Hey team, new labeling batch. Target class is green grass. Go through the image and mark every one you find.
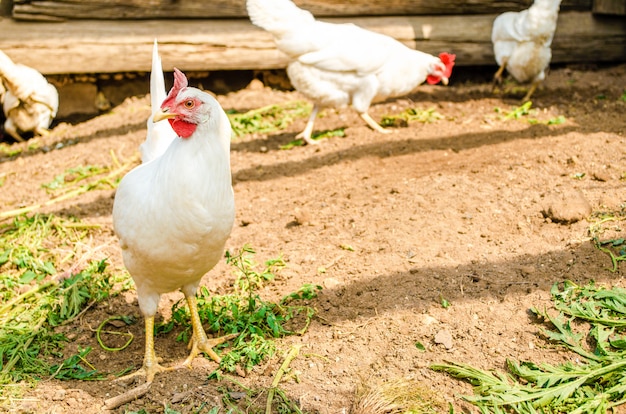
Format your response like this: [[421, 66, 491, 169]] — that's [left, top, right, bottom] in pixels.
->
[[157, 245, 321, 377], [42, 164, 109, 192], [433, 280, 626, 413], [0, 151, 135, 222], [495, 102, 566, 125], [0, 215, 320, 412], [588, 204, 626, 272], [227, 101, 311, 137], [0, 213, 127, 401], [380, 107, 444, 127], [279, 127, 346, 149]]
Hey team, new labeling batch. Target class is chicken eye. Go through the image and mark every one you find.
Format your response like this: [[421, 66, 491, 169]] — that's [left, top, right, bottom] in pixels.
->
[[184, 100, 195, 109]]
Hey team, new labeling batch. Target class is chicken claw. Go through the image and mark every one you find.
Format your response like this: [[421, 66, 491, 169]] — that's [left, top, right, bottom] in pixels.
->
[[521, 81, 539, 102], [179, 293, 238, 367], [295, 105, 320, 145], [114, 316, 175, 384], [492, 58, 508, 93]]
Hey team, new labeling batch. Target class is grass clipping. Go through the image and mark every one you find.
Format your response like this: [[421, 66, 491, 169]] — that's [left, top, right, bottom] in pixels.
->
[[351, 378, 448, 414], [432, 280, 626, 414], [0, 214, 122, 385]]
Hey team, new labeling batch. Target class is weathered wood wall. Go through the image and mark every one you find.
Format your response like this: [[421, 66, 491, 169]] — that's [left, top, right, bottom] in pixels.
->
[[0, 0, 623, 76], [0, 11, 624, 75], [11, 0, 592, 21]]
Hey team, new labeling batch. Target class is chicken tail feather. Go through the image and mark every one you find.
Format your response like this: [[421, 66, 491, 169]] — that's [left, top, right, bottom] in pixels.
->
[[246, 0, 314, 34], [150, 39, 167, 115], [140, 39, 177, 163]]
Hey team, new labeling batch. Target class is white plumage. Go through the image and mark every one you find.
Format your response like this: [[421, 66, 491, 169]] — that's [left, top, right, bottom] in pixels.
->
[[113, 68, 236, 383], [492, 0, 562, 101], [139, 40, 177, 163], [246, 0, 455, 144], [0, 50, 58, 141]]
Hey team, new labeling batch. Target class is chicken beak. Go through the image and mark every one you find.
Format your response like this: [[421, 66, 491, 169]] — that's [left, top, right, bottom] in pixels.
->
[[153, 109, 177, 123], [441, 77, 449, 86]]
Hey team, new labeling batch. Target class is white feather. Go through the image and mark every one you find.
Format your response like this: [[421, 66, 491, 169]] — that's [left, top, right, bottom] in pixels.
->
[[492, 0, 562, 84], [246, 0, 447, 115], [139, 40, 177, 163]]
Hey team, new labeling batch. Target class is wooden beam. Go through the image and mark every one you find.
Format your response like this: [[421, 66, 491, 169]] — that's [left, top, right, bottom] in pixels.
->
[[593, 0, 626, 15], [0, 11, 623, 75], [12, 0, 592, 21]]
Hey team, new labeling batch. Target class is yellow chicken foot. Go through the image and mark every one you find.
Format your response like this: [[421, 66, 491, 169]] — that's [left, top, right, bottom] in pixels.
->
[[522, 81, 539, 102], [360, 112, 391, 134], [115, 316, 174, 383], [493, 56, 508, 86], [295, 105, 319, 145], [4, 121, 24, 142], [492, 58, 509, 94], [179, 293, 238, 367], [34, 127, 50, 137]]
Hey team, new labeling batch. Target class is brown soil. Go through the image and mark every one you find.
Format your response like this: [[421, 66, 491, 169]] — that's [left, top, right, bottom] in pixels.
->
[[1, 63, 626, 413]]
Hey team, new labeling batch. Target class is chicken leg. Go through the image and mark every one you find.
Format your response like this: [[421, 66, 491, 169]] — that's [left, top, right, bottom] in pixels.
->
[[4, 119, 25, 142], [295, 105, 320, 145], [493, 57, 508, 87], [116, 315, 175, 384], [521, 81, 539, 102], [360, 112, 391, 134], [116, 294, 237, 384], [179, 293, 239, 368]]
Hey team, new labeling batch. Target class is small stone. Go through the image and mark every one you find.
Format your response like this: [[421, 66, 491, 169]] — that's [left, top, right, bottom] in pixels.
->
[[592, 170, 611, 182], [541, 188, 592, 224], [52, 389, 66, 401], [421, 314, 439, 326], [434, 329, 453, 349], [293, 207, 312, 226]]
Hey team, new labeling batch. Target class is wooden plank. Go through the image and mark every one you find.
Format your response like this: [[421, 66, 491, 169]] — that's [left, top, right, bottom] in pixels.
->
[[593, 0, 626, 15], [12, 0, 592, 21], [0, 12, 623, 74]]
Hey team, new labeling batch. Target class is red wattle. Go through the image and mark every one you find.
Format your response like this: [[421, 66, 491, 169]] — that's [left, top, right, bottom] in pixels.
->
[[426, 75, 440, 85], [168, 119, 197, 138]]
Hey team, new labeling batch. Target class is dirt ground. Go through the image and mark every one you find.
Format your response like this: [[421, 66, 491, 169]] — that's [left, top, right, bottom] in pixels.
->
[[1, 62, 626, 413]]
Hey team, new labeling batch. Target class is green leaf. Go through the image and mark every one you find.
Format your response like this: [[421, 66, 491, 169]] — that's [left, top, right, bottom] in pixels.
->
[[18, 270, 38, 284]]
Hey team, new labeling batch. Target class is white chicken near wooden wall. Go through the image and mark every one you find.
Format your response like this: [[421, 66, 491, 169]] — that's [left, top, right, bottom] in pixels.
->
[[0, 50, 58, 142], [246, 0, 455, 145], [492, 0, 562, 101], [113, 47, 236, 382]]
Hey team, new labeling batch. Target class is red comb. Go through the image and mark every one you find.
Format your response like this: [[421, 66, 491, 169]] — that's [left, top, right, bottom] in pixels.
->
[[439, 53, 456, 78], [161, 68, 188, 108], [426, 52, 456, 85]]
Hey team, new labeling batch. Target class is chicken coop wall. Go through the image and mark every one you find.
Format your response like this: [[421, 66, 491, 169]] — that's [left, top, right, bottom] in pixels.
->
[[0, 0, 624, 75]]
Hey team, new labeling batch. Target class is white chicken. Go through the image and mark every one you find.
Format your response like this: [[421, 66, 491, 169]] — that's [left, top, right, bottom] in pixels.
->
[[246, 0, 455, 144], [139, 40, 177, 163], [491, 0, 562, 101], [112, 68, 236, 383], [0, 50, 58, 142]]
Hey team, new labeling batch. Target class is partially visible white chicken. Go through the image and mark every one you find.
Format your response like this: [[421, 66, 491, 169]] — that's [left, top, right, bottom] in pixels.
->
[[491, 0, 562, 101], [139, 40, 177, 163], [246, 0, 455, 144], [113, 68, 236, 383], [0, 50, 58, 142]]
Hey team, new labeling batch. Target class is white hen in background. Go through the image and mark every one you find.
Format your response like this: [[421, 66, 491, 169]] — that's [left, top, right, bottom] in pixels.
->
[[139, 40, 177, 163], [246, 0, 455, 144], [0, 50, 58, 142], [113, 68, 236, 383], [492, 0, 562, 101]]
